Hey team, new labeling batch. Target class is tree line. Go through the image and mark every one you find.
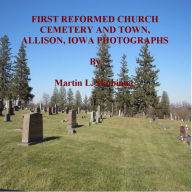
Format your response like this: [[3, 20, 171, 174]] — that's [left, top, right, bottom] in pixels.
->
[[90, 34, 170, 118], [0, 35, 33, 105], [41, 87, 90, 111], [1, 34, 189, 120], [44, 34, 171, 118]]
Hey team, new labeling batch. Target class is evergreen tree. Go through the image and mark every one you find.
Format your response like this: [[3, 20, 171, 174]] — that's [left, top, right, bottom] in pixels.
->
[[83, 94, 89, 110], [160, 91, 170, 118], [50, 87, 59, 106], [13, 42, 34, 103], [0, 35, 13, 101], [58, 87, 66, 109], [91, 33, 114, 112], [116, 54, 132, 116], [74, 90, 82, 109], [133, 41, 160, 115], [67, 88, 74, 109]]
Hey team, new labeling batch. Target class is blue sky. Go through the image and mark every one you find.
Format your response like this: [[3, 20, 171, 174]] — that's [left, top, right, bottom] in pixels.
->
[[0, 0, 190, 104]]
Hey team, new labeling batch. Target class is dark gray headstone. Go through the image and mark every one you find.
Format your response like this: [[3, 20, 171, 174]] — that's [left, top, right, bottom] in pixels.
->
[[4, 114, 10, 122], [43, 107, 47, 112], [90, 111, 96, 122], [14, 106, 19, 111], [51, 107, 55, 114], [67, 110, 77, 134], [47, 107, 52, 115], [35, 106, 40, 113], [180, 126, 185, 138]]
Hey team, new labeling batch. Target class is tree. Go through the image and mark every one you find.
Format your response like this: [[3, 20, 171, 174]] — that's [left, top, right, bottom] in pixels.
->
[[116, 54, 132, 116], [83, 94, 89, 110], [58, 87, 66, 109], [160, 91, 170, 118], [74, 90, 82, 109], [91, 33, 114, 112], [133, 41, 160, 115], [13, 42, 34, 103], [50, 87, 59, 106], [42, 93, 50, 106], [0, 35, 13, 101], [170, 102, 191, 121], [67, 88, 74, 109]]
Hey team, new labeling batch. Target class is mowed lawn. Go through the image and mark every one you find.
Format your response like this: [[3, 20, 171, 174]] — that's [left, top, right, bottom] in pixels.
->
[[0, 110, 190, 191]]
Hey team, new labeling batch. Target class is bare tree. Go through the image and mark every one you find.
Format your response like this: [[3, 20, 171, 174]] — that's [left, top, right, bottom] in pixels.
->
[[42, 93, 50, 106], [170, 101, 191, 121]]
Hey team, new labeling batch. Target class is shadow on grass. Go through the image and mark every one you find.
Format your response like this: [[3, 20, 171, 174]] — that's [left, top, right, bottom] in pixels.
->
[[76, 124, 84, 128], [21, 136, 61, 146], [0, 190, 20, 191], [43, 136, 60, 142]]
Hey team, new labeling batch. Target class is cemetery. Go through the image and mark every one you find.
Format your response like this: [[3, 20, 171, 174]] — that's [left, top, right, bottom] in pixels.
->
[[0, 1, 190, 190], [0, 107, 190, 191]]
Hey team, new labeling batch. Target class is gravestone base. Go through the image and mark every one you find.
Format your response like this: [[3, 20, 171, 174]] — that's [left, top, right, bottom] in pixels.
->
[[4, 114, 10, 121], [96, 117, 101, 123], [18, 138, 43, 146], [8, 108, 14, 115], [67, 123, 78, 129], [15, 106, 19, 111], [68, 128, 76, 134]]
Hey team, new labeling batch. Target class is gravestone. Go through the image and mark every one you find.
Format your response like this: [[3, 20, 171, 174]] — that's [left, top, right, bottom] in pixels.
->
[[152, 114, 156, 122], [78, 107, 80, 114], [30, 108, 34, 112], [51, 107, 55, 114], [0, 100, 3, 116], [108, 111, 112, 118], [43, 107, 47, 112], [66, 107, 69, 114], [90, 111, 96, 122], [19, 113, 43, 145], [35, 106, 40, 113], [180, 125, 185, 138], [119, 110, 121, 117], [15, 99, 21, 108], [96, 105, 102, 123], [40, 103, 42, 111], [4, 114, 10, 122], [14, 106, 19, 111], [67, 110, 78, 134], [7, 100, 14, 115], [18, 100, 21, 108], [187, 135, 191, 145], [55, 104, 58, 114], [170, 113, 173, 120], [47, 107, 52, 115]]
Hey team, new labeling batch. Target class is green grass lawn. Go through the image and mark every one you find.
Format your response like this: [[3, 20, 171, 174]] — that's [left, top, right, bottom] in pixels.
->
[[0, 110, 191, 191]]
